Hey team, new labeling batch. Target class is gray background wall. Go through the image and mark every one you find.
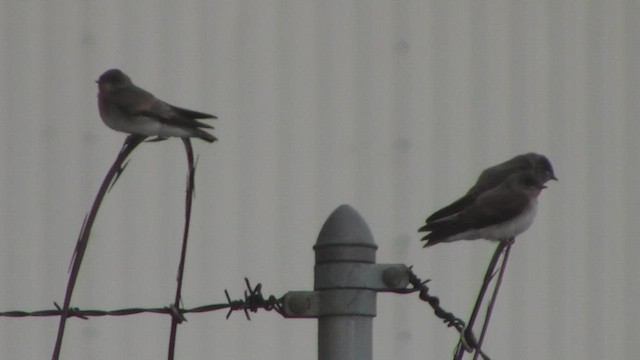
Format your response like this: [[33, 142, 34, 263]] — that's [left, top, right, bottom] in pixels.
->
[[0, 1, 638, 359]]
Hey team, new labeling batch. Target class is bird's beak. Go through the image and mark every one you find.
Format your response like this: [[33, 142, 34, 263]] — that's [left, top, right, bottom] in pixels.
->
[[539, 185, 548, 189], [95, 80, 99, 84], [548, 171, 558, 181]]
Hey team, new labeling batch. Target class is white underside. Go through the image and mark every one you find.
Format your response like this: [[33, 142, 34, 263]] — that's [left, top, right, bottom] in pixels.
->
[[445, 200, 538, 242], [103, 113, 193, 138]]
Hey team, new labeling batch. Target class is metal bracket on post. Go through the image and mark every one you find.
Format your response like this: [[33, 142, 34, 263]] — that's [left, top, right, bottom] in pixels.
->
[[282, 204, 410, 360], [283, 263, 409, 317]]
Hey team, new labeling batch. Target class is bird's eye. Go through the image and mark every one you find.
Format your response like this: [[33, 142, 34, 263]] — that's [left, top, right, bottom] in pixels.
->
[[540, 159, 552, 171]]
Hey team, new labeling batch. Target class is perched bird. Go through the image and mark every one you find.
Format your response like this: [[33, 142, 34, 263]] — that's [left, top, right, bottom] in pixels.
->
[[425, 153, 556, 223], [96, 69, 217, 142], [419, 171, 548, 247]]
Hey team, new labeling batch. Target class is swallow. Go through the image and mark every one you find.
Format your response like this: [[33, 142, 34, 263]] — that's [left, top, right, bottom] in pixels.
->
[[425, 153, 556, 223], [420, 170, 548, 247], [96, 69, 216, 142]]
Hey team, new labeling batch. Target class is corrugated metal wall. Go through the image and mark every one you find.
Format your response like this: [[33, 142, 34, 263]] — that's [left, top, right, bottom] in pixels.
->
[[0, 1, 638, 359]]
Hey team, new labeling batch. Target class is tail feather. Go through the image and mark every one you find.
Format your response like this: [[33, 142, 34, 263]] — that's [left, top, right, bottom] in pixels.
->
[[420, 227, 455, 247], [191, 128, 217, 143], [421, 237, 441, 248], [190, 119, 214, 129], [419, 216, 458, 247]]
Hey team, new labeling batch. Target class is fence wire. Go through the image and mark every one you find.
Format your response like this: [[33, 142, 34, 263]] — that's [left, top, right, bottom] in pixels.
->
[[0, 136, 493, 359], [0, 278, 283, 322], [2, 266, 502, 360], [1, 270, 492, 359]]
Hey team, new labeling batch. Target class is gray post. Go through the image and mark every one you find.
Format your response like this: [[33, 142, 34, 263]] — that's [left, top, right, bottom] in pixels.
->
[[314, 204, 377, 360], [283, 204, 409, 360]]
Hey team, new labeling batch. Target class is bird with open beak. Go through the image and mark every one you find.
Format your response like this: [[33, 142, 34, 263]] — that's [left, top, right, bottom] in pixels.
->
[[424, 153, 557, 224], [420, 169, 552, 247]]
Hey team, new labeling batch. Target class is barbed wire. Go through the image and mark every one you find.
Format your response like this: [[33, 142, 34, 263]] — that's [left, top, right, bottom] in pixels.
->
[[2, 269, 492, 359], [0, 278, 284, 322], [395, 266, 492, 360], [394, 266, 466, 330]]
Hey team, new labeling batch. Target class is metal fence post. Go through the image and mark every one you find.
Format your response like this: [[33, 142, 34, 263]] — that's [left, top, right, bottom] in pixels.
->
[[283, 204, 409, 360], [314, 204, 377, 360]]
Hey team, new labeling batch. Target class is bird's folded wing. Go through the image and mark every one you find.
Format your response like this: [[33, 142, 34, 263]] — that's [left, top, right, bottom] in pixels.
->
[[112, 86, 215, 129], [457, 189, 530, 230], [425, 195, 474, 223], [139, 100, 214, 129], [169, 104, 217, 120]]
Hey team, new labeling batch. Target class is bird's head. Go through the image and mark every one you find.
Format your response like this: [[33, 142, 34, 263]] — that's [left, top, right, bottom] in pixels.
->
[[509, 170, 547, 197], [96, 69, 132, 92], [524, 153, 558, 183]]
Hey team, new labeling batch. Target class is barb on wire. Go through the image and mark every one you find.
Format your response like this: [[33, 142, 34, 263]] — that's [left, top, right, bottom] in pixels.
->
[[225, 278, 284, 320], [2, 278, 283, 321], [107, 159, 131, 193]]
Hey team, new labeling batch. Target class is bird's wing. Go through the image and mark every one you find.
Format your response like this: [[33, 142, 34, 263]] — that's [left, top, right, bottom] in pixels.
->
[[425, 194, 475, 223], [425, 155, 534, 224], [473, 155, 531, 192], [109, 85, 157, 115], [420, 187, 529, 246], [456, 187, 530, 230], [143, 100, 214, 129], [168, 104, 217, 120], [112, 85, 214, 129]]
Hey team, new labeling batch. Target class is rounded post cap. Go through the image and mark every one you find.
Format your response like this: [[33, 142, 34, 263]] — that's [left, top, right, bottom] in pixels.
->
[[314, 204, 377, 263]]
